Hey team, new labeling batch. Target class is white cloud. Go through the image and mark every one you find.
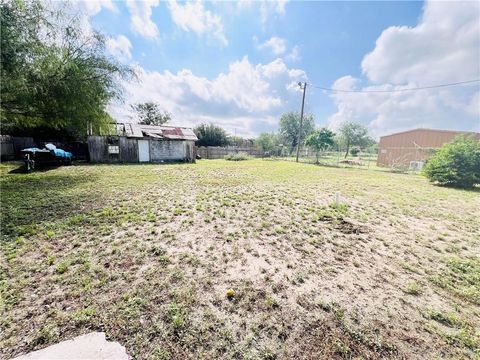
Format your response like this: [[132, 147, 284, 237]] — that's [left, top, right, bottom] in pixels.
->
[[259, 0, 288, 25], [109, 57, 306, 137], [328, 0, 480, 137], [78, 0, 118, 16], [167, 1, 227, 46], [126, 0, 160, 39], [258, 36, 287, 55], [275, 0, 288, 15], [106, 35, 133, 61], [286, 45, 300, 62]]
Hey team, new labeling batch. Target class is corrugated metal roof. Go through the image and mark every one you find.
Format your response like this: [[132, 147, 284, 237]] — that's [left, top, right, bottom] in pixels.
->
[[116, 123, 198, 141]]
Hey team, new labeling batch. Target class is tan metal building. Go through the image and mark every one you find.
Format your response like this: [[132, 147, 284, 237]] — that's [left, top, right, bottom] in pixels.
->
[[377, 128, 480, 167]]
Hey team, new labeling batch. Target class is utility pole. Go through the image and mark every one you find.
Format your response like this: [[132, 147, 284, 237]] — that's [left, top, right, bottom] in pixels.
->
[[296, 82, 307, 162]]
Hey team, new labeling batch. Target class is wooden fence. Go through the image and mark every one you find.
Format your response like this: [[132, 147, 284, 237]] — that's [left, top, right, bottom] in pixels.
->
[[1, 136, 36, 160], [196, 146, 262, 159], [0, 136, 89, 160]]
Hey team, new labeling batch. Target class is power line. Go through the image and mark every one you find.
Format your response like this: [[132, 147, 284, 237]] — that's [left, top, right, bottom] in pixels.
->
[[309, 79, 480, 93]]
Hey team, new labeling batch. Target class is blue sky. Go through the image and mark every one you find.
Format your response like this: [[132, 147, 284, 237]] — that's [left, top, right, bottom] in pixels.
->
[[77, 0, 479, 138]]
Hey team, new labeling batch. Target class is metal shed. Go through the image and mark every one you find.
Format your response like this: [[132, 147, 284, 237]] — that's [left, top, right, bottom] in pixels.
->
[[88, 123, 198, 163], [377, 128, 480, 167]]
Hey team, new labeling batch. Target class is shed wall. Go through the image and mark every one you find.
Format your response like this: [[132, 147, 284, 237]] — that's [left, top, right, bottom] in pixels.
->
[[88, 136, 109, 163], [119, 137, 139, 163], [150, 139, 186, 162], [88, 136, 196, 163]]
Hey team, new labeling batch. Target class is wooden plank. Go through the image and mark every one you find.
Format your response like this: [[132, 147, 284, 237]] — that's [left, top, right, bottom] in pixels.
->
[[119, 137, 138, 163], [88, 136, 108, 162]]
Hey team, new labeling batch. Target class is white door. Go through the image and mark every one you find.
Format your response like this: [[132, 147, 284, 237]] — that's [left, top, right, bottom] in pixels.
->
[[138, 140, 150, 162]]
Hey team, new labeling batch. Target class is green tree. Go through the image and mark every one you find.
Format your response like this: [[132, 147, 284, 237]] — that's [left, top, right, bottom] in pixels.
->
[[278, 111, 315, 152], [338, 122, 374, 158], [0, 0, 133, 136], [131, 102, 171, 126], [228, 136, 254, 147], [423, 135, 480, 189], [194, 123, 229, 147], [305, 128, 335, 164], [255, 133, 277, 154]]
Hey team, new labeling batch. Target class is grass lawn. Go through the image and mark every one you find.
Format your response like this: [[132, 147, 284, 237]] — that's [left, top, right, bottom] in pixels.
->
[[1, 159, 479, 359]]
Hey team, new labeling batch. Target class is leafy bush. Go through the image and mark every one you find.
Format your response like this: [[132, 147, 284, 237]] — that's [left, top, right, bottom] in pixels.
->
[[423, 136, 480, 189], [224, 152, 250, 161], [350, 148, 360, 156]]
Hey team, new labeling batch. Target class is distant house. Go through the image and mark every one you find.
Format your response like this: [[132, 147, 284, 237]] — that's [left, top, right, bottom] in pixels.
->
[[88, 123, 198, 163], [377, 128, 480, 168]]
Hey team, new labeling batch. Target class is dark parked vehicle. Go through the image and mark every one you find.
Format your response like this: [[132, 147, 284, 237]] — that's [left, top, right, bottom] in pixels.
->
[[21, 144, 73, 172]]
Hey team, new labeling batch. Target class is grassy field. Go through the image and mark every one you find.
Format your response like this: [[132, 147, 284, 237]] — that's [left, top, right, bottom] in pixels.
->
[[1, 159, 479, 359]]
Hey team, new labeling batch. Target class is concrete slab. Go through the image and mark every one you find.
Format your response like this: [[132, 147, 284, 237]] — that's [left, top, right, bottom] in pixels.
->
[[12, 332, 129, 360]]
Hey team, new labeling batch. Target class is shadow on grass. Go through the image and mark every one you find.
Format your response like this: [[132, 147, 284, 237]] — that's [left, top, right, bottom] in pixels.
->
[[430, 183, 480, 193], [8, 164, 62, 174], [1, 171, 99, 238]]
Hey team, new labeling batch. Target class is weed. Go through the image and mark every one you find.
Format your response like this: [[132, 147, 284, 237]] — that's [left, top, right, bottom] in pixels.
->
[[265, 296, 279, 309], [33, 324, 59, 345], [47, 255, 55, 266], [431, 257, 480, 304], [150, 348, 172, 360], [166, 303, 186, 336], [151, 246, 167, 257], [224, 153, 250, 161], [56, 260, 70, 274], [443, 329, 479, 352], [424, 309, 462, 328], [404, 281, 422, 295], [72, 306, 97, 325]]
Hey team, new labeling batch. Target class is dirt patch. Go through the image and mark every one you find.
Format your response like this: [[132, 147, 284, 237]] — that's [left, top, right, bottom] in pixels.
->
[[334, 219, 367, 234]]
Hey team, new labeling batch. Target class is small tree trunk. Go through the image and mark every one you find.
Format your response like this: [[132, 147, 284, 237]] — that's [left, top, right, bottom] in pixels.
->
[[316, 151, 319, 164], [344, 140, 350, 159]]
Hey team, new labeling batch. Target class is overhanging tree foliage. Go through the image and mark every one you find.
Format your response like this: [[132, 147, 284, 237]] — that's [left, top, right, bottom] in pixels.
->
[[131, 102, 171, 126], [194, 123, 229, 147], [0, 0, 133, 137]]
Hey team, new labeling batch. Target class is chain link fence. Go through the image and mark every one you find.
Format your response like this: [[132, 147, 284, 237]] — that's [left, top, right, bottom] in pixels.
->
[[260, 146, 405, 173]]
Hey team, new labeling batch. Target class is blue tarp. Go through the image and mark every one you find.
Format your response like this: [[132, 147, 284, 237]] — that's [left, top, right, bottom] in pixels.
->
[[22, 147, 73, 159], [51, 148, 73, 159]]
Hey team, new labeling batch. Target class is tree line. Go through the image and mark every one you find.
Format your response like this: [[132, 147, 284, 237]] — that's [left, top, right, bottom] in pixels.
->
[[256, 112, 375, 160], [193, 112, 376, 161]]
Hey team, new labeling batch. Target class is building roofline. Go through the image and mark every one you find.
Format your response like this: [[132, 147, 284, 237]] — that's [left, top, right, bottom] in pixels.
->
[[115, 122, 194, 130], [380, 128, 479, 139], [112, 122, 198, 141]]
